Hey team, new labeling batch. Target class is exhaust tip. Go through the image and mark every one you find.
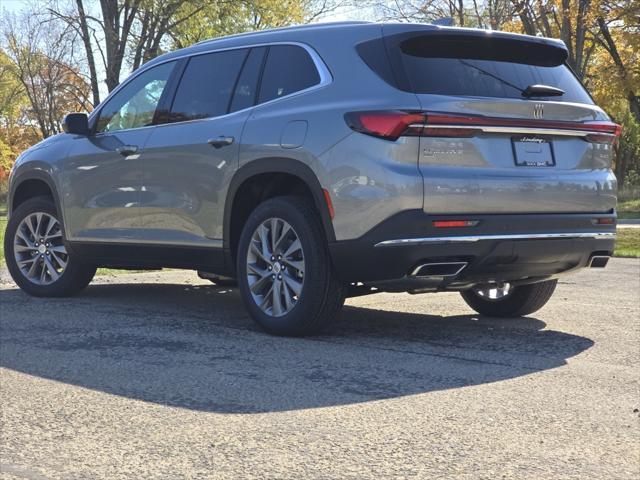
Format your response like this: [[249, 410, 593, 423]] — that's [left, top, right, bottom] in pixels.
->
[[411, 262, 468, 277], [588, 255, 610, 268]]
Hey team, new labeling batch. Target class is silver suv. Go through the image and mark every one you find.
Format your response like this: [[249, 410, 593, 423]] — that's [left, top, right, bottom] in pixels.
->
[[4, 22, 618, 335]]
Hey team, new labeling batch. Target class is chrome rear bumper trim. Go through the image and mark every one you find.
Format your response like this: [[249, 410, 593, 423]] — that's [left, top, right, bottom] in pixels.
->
[[375, 232, 616, 247], [411, 124, 614, 138]]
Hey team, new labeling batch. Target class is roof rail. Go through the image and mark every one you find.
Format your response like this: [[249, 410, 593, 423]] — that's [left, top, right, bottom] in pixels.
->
[[194, 21, 372, 46]]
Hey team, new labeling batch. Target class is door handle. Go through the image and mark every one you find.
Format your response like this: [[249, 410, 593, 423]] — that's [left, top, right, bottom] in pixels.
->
[[207, 136, 234, 148], [116, 145, 139, 157]]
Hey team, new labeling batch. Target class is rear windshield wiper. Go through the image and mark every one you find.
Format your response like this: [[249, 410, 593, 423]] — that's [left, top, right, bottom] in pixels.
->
[[522, 84, 564, 97], [458, 60, 525, 95]]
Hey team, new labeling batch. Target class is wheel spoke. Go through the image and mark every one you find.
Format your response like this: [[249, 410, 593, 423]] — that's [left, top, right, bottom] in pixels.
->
[[273, 223, 291, 253], [259, 284, 274, 310], [282, 258, 304, 274], [44, 257, 60, 281], [250, 241, 269, 264], [26, 258, 40, 278], [282, 272, 302, 296], [283, 239, 301, 259], [272, 281, 283, 316], [258, 224, 272, 260], [39, 260, 48, 282], [270, 218, 280, 253], [282, 281, 294, 311], [14, 244, 36, 253], [51, 251, 67, 270], [44, 216, 56, 237], [16, 229, 34, 248], [34, 213, 44, 237], [250, 273, 272, 294], [24, 215, 38, 239], [18, 257, 37, 267]]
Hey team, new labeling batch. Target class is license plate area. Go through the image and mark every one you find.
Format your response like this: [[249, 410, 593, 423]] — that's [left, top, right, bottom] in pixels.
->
[[512, 136, 555, 167]]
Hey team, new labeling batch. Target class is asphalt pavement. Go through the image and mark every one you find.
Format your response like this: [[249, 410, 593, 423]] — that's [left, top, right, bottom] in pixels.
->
[[1, 259, 639, 479]]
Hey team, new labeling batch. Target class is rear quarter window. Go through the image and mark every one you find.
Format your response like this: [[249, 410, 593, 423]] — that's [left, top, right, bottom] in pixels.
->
[[258, 45, 320, 103]]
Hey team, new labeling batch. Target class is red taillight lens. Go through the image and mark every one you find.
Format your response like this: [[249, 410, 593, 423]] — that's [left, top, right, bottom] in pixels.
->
[[344, 111, 425, 140], [584, 121, 622, 144], [592, 217, 615, 225]]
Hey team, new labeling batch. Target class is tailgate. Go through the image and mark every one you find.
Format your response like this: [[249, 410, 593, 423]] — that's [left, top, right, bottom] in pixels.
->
[[416, 97, 617, 214], [381, 26, 618, 215]]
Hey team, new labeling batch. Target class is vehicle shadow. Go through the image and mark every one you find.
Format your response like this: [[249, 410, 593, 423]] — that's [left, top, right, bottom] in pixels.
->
[[0, 281, 593, 414]]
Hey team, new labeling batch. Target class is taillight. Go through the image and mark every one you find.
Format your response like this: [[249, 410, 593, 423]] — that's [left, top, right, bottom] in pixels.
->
[[344, 111, 424, 140], [583, 121, 622, 144], [345, 111, 623, 143]]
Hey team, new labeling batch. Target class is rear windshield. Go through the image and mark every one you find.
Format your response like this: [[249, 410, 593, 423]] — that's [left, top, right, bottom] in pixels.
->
[[372, 34, 593, 104]]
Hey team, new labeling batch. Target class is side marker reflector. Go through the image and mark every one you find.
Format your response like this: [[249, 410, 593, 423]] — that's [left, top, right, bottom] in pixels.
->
[[322, 188, 335, 219], [433, 220, 479, 228]]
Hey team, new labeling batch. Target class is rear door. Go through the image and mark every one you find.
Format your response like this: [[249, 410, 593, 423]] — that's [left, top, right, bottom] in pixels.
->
[[382, 27, 618, 215], [140, 47, 265, 246]]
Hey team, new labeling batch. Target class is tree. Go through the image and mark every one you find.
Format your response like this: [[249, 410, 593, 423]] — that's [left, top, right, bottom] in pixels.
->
[[2, 10, 92, 138]]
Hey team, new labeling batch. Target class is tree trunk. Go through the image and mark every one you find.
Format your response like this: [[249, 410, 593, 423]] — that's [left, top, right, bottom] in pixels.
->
[[75, 0, 100, 106], [597, 16, 640, 123]]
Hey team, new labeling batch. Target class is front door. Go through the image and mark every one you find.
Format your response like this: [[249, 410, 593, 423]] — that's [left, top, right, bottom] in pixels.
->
[[61, 61, 176, 242]]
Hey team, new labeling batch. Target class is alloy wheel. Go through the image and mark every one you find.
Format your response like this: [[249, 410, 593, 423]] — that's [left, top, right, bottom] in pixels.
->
[[13, 212, 68, 285], [473, 283, 512, 300], [246, 217, 305, 317]]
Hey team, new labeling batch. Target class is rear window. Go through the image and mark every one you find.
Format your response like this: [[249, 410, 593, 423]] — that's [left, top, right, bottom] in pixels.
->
[[363, 34, 593, 104], [170, 49, 247, 122]]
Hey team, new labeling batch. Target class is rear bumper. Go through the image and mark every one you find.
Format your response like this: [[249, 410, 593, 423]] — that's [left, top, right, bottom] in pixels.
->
[[328, 211, 616, 291]]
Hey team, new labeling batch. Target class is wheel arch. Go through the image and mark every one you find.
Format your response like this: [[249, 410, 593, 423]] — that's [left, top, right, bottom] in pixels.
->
[[9, 171, 62, 220], [223, 158, 336, 267]]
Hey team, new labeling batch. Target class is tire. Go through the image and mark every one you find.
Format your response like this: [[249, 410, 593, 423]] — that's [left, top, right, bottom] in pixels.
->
[[236, 196, 345, 336], [460, 280, 557, 317], [4, 196, 96, 297]]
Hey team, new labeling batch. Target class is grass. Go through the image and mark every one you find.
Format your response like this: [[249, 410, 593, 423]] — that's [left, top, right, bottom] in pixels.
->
[[618, 198, 640, 219], [613, 228, 640, 258]]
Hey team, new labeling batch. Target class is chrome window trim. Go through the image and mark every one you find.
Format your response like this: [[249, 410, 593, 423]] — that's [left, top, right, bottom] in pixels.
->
[[375, 231, 616, 247], [89, 41, 332, 136], [412, 124, 614, 138]]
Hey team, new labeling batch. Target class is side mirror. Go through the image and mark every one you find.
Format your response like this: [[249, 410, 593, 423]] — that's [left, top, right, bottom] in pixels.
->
[[62, 113, 89, 135]]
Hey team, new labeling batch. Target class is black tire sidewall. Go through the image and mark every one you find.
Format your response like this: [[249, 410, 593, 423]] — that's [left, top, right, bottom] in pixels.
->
[[461, 280, 557, 318], [4, 196, 95, 297]]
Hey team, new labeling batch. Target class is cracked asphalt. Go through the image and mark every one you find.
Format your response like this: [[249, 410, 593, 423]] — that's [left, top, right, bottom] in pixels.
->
[[1, 258, 639, 479]]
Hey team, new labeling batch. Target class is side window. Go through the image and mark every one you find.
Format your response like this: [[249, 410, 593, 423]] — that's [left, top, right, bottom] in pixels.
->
[[229, 47, 266, 113], [96, 62, 175, 133], [170, 49, 247, 122], [258, 45, 320, 104]]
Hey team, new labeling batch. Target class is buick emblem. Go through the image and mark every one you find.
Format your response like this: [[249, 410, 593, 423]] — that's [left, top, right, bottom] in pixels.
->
[[533, 103, 544, 119]]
